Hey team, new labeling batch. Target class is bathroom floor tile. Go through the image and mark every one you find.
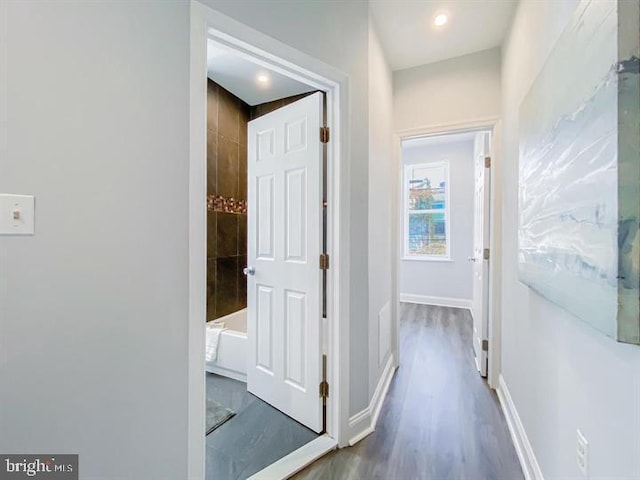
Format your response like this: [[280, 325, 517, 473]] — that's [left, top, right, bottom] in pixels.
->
[[206, 373, 318, 480]]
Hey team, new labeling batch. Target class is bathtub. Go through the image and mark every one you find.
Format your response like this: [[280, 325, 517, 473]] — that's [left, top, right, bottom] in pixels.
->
[[206, 309, 248, 382]]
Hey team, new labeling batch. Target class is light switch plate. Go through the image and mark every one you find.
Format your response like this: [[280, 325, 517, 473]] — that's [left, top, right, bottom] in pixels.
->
[[0, 194, 35, 235]]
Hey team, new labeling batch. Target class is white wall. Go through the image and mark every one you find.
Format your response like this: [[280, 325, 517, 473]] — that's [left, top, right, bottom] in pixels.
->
[[400, 139, 475, 302], [501, 0, 640, 478], [0, 2, 190, 479], [394, 47, 501, 132], [367, 18, 394, 399], [199, 0, 373, 416]]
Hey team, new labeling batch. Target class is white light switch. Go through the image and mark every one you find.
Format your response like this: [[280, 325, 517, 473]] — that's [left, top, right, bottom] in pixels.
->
[[0, 194, 35, 235]]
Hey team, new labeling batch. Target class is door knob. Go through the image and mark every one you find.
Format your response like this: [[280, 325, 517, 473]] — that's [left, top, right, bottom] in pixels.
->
[[243, 266, 255, 276], [467, 257, 476, 262]]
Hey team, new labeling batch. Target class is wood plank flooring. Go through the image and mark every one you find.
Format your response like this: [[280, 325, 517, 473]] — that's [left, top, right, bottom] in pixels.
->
[[293, 303, 523, 480], [206, 374, 318, 480]]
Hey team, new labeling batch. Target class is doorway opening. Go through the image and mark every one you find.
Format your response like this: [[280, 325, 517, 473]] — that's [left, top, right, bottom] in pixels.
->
[[204, 40, 323, 477], [189, 6, 347, 477], [397, 125, 496, 380]]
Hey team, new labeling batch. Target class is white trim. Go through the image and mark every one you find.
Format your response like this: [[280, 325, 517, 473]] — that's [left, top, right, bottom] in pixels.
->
[[401, 256, 453, 262], [348, 413, 374, 447], [347, 354, 396, 446], [391, 134, 402, 373], [188, 5, 208, 478], [189, 2, 351, 476], [487, 120, 503, 389], [497, 374, 544, 480], [400, 293, 472, 310], [397, 116, 500, 139], [368, 353, 395, 431], [247, 435, 338, 480]]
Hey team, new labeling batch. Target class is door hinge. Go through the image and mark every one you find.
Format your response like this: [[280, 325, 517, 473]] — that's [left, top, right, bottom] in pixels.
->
[[483, 248, 490, 260], [320, 127, 330, 143], [319, 354, 329, 403], [484, 156, 491, 168], [319, 253, 330, 270], [319, 380, 329, 398], [482, 339, 489, 351]]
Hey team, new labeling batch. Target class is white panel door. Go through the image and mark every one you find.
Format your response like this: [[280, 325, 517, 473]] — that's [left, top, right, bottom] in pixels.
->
[[471, 132, 491, 377], [247, 92, 323, 432]]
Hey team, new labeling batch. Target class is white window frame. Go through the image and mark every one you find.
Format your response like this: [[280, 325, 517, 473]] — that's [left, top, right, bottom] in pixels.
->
[[403, 160, 451, 261]]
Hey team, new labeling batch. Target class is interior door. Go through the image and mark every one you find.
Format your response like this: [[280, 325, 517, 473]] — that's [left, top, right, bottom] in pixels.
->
[[246, 92, 323, 432], [471, 132, 491, 377]]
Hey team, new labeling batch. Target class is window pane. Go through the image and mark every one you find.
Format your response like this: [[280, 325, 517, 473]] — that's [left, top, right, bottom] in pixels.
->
[[408, 212, 447, 256], [408, 165, 447, 211]]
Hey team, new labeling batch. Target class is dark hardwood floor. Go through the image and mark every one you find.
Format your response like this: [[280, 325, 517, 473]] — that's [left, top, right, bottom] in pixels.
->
[[293, 303, 523, 480]]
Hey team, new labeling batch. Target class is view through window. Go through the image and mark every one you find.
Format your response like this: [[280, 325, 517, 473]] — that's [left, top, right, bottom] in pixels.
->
[[405, 161, 449, 259]]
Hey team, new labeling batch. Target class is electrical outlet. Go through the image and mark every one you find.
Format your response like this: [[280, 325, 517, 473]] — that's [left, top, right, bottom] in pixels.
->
[[576, 429, 589, 477]]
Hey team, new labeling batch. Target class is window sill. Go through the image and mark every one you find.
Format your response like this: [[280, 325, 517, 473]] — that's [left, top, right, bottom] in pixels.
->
[[401, 256, 453, 263]]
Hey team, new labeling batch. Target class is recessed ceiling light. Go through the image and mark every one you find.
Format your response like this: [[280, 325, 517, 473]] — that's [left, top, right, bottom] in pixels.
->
[[256, 73, 270, 84], [434, 13, 448, 27]]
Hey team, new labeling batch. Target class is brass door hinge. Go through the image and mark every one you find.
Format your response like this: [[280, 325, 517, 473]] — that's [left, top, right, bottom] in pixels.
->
[[319, 380, 329, 398], [319, 253, 330, 270], [483, 248, 490, 260], [320, 127, 330, 143], [484, 156, 491, 168], [482, 339, 489, 351], [319, 354, 329, 402]]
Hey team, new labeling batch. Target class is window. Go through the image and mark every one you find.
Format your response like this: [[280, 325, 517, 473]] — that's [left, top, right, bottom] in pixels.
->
[[404, 161, 450, 260]]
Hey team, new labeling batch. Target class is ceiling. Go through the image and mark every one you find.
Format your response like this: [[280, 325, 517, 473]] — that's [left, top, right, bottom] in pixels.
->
[[370, 0, 518, 71], [207, 40, 316, 106]]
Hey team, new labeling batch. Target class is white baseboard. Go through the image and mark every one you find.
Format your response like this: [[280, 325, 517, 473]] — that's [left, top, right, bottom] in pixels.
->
[[347, 412, 373, 447], [347, 354, 396, 446], [248, 434, 337, 480], [496, 374, 544, 480], [400, 293, 472, 310]]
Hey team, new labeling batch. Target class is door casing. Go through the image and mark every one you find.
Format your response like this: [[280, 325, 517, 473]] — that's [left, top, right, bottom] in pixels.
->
[[189, 2, 350, 478]]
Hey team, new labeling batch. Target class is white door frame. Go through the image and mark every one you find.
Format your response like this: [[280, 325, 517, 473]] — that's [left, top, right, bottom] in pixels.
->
[[188, 2, 350, 477], [392, 117, 502, 390]]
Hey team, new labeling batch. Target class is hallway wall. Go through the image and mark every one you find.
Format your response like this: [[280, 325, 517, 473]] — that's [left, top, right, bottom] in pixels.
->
[[367, 18, 394, 407], [393, 48, 501, 132], [500, 0, 640, 477], [0, 2, 190, 478]]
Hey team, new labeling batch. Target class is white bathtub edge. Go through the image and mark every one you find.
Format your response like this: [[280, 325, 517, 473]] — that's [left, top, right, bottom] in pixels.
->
[[206, 364, 247, 383]]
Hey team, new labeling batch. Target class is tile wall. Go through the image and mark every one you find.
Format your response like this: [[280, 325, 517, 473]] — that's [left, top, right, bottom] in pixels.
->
[[207, 80, 249, 320]]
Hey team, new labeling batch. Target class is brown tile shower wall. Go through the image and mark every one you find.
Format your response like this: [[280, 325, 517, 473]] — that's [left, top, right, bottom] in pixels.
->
[[207, 80, 249, 320], [249, 92, 315, 120]]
